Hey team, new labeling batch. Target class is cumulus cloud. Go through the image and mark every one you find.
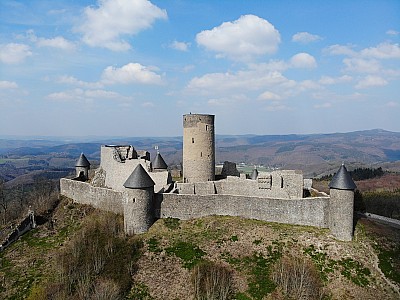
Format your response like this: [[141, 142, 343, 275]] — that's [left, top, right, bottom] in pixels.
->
[[343, 58, 381, 73], [292, 32, 322, 43], [187, 69, 289, 93], [0, 81, 18, 89], [355, 75, 388, 89], [47, 88, 130, 102], [386, 30, 399, 36], [36, 36, 76, 51], [77, 0, 167, 51], [0, 43, 32, 64], [26, 30, 76, 51], [101, 63, 163, 85], [319, 75, 352, 85], [169, 40, 190, 51], [58, 75, 103, 89], [314, 102, 332, 109], [324, 44, 356, 56], [290, 53, 317, 68], [360, 42, 400, 59], [258, 91, 281, 101], [196, 14, 280, 61], [141, 101, 155, 107]]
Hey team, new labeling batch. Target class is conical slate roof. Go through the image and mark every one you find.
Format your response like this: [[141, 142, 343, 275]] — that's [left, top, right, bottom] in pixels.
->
[[76, 153, 90, 167], [124, 164, 155, 189], [153, 152, 168, 169], [251, 168, 258, 180], [329, 164, 357, 190]]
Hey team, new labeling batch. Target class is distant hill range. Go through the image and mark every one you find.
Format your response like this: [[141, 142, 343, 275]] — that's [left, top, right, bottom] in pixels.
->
[[1, 129, 400, 180]]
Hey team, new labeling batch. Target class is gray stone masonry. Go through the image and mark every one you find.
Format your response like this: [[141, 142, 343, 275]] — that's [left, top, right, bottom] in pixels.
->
[[100, 145, 170, 192], [183, 114, 215, 183], [177, 170, 303, 199], [329, 188, 354, 241], [123, 188, 154, 235], [60, 178, 123, 215], [155, 193, 330, 228]]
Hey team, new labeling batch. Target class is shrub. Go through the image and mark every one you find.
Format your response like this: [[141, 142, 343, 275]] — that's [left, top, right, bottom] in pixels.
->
[[36, 211, 142, 299], [166, 241, 206, 269], [191, 261, 233, 300], [163, 217, 180, 230], [272, 255, 325, 300]]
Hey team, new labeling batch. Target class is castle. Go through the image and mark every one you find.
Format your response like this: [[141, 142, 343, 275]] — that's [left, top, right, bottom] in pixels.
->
[[60, 114, 356, 241]]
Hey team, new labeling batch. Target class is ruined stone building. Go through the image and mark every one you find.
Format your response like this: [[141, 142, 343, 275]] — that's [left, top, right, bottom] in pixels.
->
[[60, 114, 356, 241]]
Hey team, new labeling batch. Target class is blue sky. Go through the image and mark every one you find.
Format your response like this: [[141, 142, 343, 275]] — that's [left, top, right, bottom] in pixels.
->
[[0, 0, 399, 137]]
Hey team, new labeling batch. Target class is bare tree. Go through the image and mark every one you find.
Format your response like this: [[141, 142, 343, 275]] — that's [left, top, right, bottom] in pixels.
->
[[0, 180, 8, 224]]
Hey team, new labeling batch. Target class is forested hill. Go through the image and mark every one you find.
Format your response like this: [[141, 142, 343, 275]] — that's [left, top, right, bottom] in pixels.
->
[[1, 129, 400, 179]]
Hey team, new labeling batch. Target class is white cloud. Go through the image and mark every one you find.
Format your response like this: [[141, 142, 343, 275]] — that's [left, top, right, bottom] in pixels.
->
[[207, 94, 249, 107], [324, 44, 356, 56], [47, 88, 130, 102], [187, 69, 289, 94], [258, 91, 281, 101], [290, 53, 317, 68], [84, 89, 121, 99], [343, 58, 381, 73], [314, 102, 332, 109], [142, 101, 154, 107], [355, 75, 388, 89], [0, 43, 32, 64], [77, 0, 167, 51], [265, 101, 288, 111], [58, 75, 103, 89], [386, 30, 399, 36], [292, 32, 321, 43], [169, 40, 190, 51], [319, 75, 352, 85], [101, 63, 163, 85], [36, 36, 76, 51], [360, 42, 400, 59], [196, 14, 280, 61], [0, 81, 18, 89]]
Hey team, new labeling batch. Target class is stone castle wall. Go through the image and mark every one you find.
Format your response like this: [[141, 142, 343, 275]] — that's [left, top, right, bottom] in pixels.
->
[[61, 178, 329, 229], [60, 178, 123, 214], [183, 114, 215, 183], [176, 170, 303, 199], [156, 193, 330, 228]]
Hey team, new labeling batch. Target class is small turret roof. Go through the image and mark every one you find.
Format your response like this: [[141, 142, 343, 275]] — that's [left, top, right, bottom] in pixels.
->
[[153, 152, 168, 169], [329, 164, 357, 190], [124, 164, 155, 189], [251, 168, 258, 180], [76, 153, 90, 167]]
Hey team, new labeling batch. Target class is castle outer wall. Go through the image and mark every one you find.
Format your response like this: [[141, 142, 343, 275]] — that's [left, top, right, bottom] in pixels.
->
[[156, 193, 330, 228], [60, 179, 123, 215], [60, 178, 330, 230], [183, 114, 215, 183]]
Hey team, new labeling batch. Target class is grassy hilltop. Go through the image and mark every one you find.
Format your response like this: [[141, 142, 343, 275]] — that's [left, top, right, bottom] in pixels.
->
[[1, 197, 399, 300]]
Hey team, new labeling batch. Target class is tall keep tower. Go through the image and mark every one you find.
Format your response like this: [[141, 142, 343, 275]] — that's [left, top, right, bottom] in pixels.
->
[[183, 114, 215, 183]]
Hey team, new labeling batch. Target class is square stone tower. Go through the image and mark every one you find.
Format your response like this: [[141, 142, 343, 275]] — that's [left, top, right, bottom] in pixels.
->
[[183, 114, 215, 183]]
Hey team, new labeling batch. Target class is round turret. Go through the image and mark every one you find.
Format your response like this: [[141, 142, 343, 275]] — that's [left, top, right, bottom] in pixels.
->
[[123, 164, 155, 235], [251, 166, 258, 180], [75, 153, 90, 180], [183, 114, 215, 183], [152, 152, 168, 171], [329, 164, 356, 241]]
